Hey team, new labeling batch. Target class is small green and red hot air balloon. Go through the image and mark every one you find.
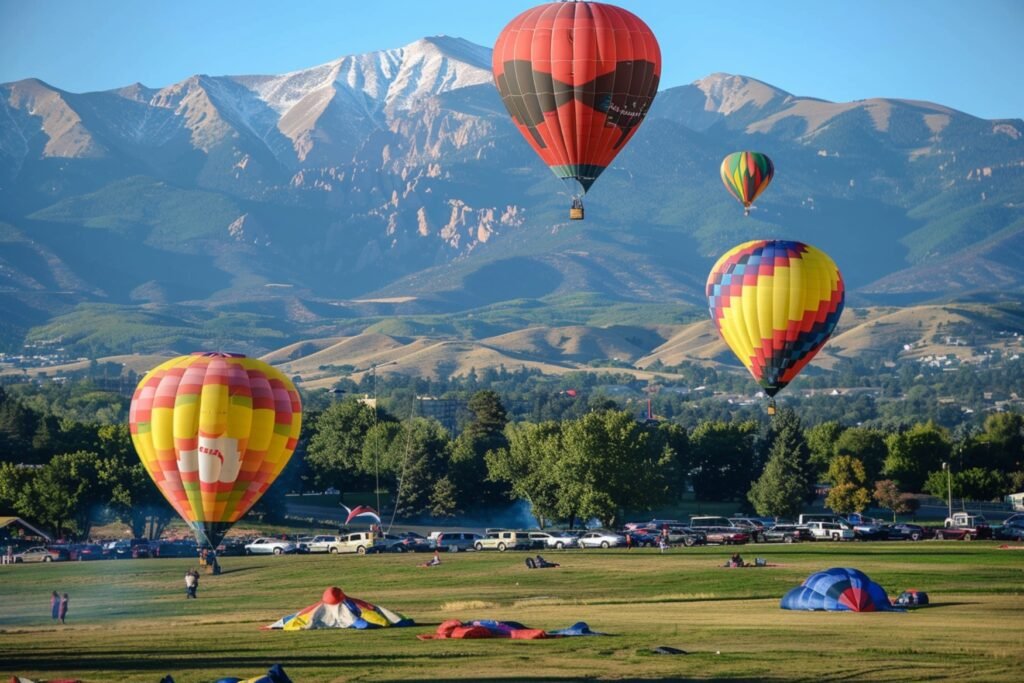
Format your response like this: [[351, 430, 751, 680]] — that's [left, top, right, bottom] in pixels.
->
[[128, 352, 302, 548], [706, 240, 844, 402], [720, 151, 774, 216], [492, 1, 662, 220]]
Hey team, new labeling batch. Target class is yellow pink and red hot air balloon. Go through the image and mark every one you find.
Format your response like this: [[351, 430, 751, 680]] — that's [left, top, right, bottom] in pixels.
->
[[128, 352, 301, 548], [706, 240, 844, 400]]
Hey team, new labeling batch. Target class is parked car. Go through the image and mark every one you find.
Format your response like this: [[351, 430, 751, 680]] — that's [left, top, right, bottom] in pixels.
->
[[578, 531, 626, 549], [335, 532, 384, 555], [392, 532, 433, 553], [151, 540, 198, 558], [762, 525, 814, 543], [702, 528, 750, 545], [306, 535, 345, 554], [729, 518, 767, 542], [994, 516, 1024, 541], [51, 543, 105, 561], [14, 546, 68, 563], [624, 529, 657, 547], [689, 516, 737, 530], [805, 521, 856, 541], [474, 530, 534, 552], [244, 537, 297, 555], [435, 532, 484, 552], [527, 531, 578, 550], [938, 512, 993, 541], [885, 523, 935, 541], [102, 539, 151, 559], [663, 526, 707, 547], [216, 538, 249, 556]]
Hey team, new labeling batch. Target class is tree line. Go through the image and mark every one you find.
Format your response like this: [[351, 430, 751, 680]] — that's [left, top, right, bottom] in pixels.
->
[[1, 380, 1022, 540]]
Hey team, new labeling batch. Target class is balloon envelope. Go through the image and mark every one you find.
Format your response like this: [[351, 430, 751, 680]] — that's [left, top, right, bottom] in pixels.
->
[[706, 240, 844, 397], [781, 567, 899, 612], [492, 1, 661, 197], [129, 352, 302, 548], [720, 151, 774, 215]]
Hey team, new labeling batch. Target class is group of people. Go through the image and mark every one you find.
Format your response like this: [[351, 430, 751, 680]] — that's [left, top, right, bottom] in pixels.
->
[[50, 591, 69, 624]]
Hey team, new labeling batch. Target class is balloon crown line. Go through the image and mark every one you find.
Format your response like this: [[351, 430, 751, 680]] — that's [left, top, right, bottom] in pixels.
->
[[190, 351, 248, 359]]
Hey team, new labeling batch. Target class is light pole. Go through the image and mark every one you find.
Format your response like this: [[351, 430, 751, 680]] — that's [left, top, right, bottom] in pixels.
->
[[942, 462, 953, 520], [366, 361, 397, 516]]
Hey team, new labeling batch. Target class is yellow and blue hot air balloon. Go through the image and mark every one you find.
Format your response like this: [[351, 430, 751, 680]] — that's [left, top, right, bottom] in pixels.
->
[[720, 151, 774, 216], [706, 240, 844, 400], [128, 352, 302, 548]]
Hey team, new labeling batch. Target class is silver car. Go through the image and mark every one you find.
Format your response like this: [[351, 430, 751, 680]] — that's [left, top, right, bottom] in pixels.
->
[[528, 531, 578, 549], [244, 537, 297, 555], [578, 531, 626, 549]]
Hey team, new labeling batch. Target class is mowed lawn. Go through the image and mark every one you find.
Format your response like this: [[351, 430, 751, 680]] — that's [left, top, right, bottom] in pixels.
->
[[1, 543, 1022, 682]]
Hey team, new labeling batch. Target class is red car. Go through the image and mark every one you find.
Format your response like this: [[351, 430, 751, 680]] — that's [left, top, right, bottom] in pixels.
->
[[704, 528, 750, 545]]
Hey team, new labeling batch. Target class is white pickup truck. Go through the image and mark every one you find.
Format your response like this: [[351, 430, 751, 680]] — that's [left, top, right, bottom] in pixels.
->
[[805, 521, 855, 541]]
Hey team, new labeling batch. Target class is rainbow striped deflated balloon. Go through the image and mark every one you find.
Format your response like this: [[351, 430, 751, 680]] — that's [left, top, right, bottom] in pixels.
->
[[128, 352, 301, 548], [706, 240, 844, 397]]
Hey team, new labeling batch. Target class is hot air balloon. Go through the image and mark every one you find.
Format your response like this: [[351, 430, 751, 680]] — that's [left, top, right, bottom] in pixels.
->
[[706, 240, 844, 409], [492, 1, 661, 220], [128, 352, 302, 548], [720, 151, 774, 216]]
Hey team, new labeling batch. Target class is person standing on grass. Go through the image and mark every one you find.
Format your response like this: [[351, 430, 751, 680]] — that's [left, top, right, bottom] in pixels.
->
[[58, 593, 69, 624], [51, 591, 60, 620], [626, 533, 632, 551], [185, 568, 198, 598]]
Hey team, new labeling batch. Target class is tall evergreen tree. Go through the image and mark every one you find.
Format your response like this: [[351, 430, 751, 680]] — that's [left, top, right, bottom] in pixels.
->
[[748, 408, 814, 519], [450, 390, 511, 508]]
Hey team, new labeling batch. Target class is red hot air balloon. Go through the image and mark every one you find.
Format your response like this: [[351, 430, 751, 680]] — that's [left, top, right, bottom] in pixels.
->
[[493, 1, 661, 220]]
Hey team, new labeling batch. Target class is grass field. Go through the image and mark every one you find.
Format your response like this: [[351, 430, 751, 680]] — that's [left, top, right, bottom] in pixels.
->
[[1, 542, 1022, 682]]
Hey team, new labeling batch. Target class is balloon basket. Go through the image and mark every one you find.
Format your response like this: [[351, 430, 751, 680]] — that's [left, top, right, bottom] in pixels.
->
[[767, 400, 776, 416], [569, 206, 584, 220]]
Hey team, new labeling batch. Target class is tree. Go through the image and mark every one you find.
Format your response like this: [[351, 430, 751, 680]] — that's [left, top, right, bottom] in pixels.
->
[[486, 421, 564, 528], [463, 390, 508, 441], [974, 412, 1024, 472], [18, 451, 106, 540], [429, 476, 459, 517], [555, 410, 680, 527], [747, 409, 814, 520], [381, 418, 451, 518], [956, 467, 1007, 501], [690, 420, 758, 501], [883, 422, 950, 492], [833, 427, 888, 484], [805, 420, 844, 477], [874, 479, 914, 521], [305, 400, 386, 492], [824, 456, 871, 514], [449, 391, 511, 509]]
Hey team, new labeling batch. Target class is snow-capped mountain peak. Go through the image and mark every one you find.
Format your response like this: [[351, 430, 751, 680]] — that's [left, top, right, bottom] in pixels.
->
[[235, 35, 492, 118]]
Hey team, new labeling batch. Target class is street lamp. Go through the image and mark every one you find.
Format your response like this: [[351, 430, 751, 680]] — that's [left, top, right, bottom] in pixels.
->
[[942, 462, 953, 520], [364, 361, 397, 516]]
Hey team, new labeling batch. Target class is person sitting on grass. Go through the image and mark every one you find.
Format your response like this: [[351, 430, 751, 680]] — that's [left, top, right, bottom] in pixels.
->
[[420, 550, 441, 568], [535, 555, 559, 568], [726, 552, 745, 568]]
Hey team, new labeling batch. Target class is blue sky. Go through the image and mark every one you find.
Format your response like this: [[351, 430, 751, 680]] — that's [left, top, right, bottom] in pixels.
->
[[1, 0, 1021, 119]]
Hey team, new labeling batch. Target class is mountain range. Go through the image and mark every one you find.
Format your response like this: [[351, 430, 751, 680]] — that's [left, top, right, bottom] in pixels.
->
[[1, 35, 1022, 361]]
